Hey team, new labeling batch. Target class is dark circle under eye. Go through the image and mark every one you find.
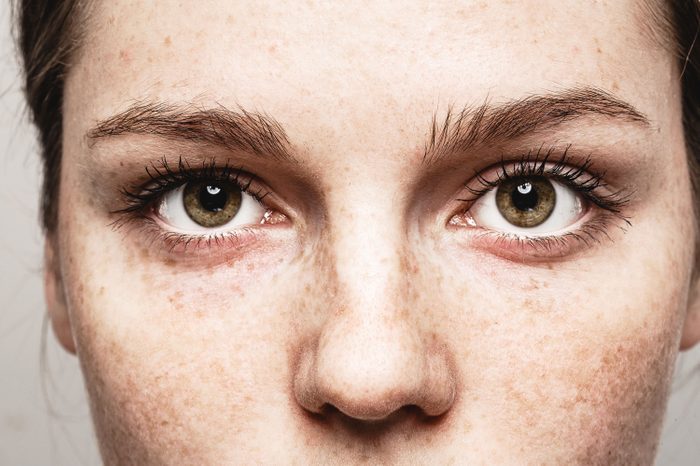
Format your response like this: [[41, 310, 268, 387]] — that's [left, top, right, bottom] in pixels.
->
[[183, 181, 242, 227], [495, 176, 556, 228]]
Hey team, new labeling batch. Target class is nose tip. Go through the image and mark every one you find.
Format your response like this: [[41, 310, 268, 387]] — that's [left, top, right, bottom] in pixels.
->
[[293, 321, 456, 423]]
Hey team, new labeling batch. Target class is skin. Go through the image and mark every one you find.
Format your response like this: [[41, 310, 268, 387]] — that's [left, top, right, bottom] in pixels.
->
[[45, 0, 700, 464]]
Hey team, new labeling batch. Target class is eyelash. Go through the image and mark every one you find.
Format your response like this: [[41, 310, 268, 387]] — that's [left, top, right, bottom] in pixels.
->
[[113, 148, 631, 256], [457, 146, 633, 254], [112, 157, 272, 252]]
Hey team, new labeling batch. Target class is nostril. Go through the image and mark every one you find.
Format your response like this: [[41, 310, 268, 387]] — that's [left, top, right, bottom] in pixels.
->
[[317, 403, 437, 431]]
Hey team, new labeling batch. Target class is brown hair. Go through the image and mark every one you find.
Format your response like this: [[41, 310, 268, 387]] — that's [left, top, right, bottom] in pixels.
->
[[13, 1, 700, 234]]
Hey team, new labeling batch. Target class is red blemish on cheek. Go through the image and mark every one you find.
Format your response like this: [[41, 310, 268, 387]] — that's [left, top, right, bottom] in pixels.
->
[[118, 49, 131, 63]]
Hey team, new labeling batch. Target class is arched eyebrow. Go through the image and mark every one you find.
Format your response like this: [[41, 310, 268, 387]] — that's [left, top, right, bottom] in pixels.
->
[[423, 86, 650, 165], [87, 101, 297, 163]]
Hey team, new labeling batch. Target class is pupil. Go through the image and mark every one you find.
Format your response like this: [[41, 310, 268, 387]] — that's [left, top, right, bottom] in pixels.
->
[[199, 184, 229, 212], [511, 181, 539, 211]]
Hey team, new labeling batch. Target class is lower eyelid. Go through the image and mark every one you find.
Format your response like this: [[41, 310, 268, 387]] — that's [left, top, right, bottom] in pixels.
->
[[448, 211, 630, 261], [115, 214, 268, 259]]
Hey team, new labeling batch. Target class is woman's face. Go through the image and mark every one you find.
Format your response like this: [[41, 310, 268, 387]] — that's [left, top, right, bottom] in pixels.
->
[[51, 0, 699, 463]]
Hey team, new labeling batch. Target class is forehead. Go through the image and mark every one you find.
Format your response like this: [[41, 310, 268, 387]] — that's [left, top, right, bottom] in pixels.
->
[[70, 0, 671, 147]]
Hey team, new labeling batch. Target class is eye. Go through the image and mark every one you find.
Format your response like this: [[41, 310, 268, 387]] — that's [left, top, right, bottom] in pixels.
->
[[467, 175, 584, 235], [157, 180, 266, 232]]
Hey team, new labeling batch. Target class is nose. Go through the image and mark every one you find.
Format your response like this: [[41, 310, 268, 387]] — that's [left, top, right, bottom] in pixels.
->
[[293, 202, 456, 423], [294, 310, 456, 421]]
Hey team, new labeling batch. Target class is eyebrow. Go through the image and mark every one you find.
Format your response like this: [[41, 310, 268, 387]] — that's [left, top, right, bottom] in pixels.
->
[[87, 101, 296, 163], [423, 86, 650, 164], [87, 86, 649, 166]]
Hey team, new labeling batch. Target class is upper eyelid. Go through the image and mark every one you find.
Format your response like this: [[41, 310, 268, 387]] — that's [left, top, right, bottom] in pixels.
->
[[113, 159, 271, 216], [462, 149, 601, 194], [457, 153, 632, 217]]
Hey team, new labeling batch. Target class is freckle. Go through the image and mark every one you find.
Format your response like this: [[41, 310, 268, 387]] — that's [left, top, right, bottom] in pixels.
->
[[462, 419, 472, 434], [138, 246, 150, 258], [164, 36, 172, 46], [596, 46, 602, 54]]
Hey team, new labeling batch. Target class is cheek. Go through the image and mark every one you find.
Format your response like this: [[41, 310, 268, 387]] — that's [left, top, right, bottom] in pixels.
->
[[58, 208, 303, 461], [495, 305, 680, 464], [435, 237, 689, 462]]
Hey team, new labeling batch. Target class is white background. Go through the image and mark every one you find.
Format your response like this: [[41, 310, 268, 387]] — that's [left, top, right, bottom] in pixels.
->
[[0, 3, 698, 465]]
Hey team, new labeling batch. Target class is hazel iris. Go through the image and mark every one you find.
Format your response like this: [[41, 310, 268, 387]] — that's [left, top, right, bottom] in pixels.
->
[[495, 176, 556, 227], [183, 181, 242, 227]]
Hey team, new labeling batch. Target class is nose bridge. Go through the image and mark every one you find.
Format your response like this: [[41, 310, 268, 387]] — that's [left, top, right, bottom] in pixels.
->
[[322, 191, 418, 399], [327, 186, 406, 310]]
